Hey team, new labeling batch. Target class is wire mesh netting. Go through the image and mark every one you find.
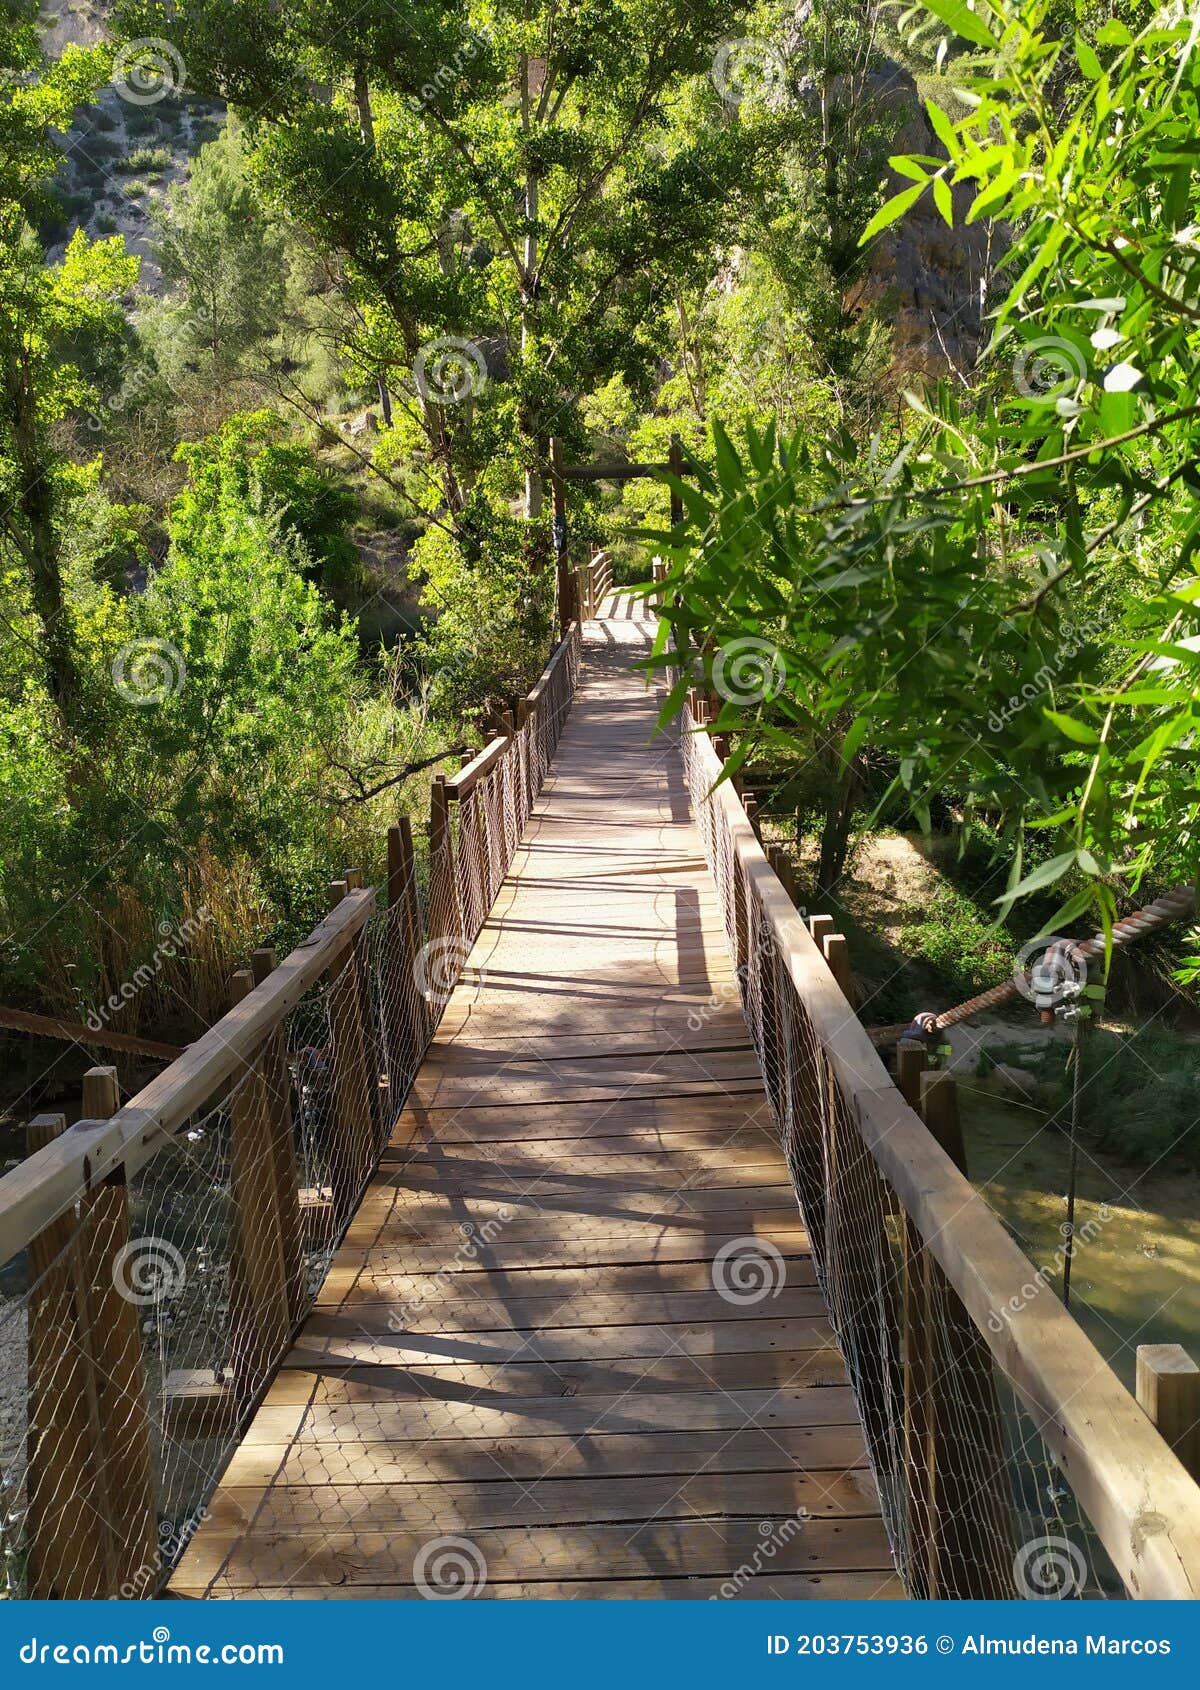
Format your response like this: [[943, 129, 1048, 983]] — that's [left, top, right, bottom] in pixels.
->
[[678, 697, 1122, 1602], [0, 624, 584, 1600]]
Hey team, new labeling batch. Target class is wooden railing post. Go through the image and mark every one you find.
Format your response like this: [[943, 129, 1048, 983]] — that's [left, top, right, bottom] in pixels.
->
[[386, 816, 428, 1063], [823, 932, 852, 1002], [1137, 1345, 1200, 1481], [73, 1067, 159, 1597], [227, 969, 291, 1399], [427, 774, 463, 961], [250, 950, 306, 1325], [323, 885, 377, 1214], [808, 913, 834, 952], [668, 432, 684, 529], [25, 1112, 115, 1598]]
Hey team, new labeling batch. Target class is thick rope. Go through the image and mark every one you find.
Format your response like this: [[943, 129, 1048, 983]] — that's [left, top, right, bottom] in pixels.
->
[[868, 882, 1196, 1047]]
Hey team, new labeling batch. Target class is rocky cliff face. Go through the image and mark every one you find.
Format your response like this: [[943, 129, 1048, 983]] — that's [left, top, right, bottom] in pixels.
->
[[40, 0, 224, 289], [869, 72, 997, 382]]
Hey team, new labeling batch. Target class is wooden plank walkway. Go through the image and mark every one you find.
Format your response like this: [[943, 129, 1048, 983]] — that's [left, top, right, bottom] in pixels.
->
[[171, 597, 901, 1600]]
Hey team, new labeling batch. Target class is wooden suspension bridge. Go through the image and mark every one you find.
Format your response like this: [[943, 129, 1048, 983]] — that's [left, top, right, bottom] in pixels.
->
[[1, 576, 1199, 1601]]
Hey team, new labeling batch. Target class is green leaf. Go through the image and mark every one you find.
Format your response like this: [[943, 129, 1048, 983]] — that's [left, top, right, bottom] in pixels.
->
[[925, 99, 959, 155], [1075, 35, 1103, 79], [859, 182, 926, 245], [1043, 711, 1101, 745], [889, 156, 930, 183], [933, 175, 954, 227], [994, 850, 1080, 904], [839, 715, 869, 769], [921, 0, 999, 48]]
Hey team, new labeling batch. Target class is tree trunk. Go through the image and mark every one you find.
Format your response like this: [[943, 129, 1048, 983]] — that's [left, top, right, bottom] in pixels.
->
[[3, 342, 79, 721], [354, 64, 376, 152], [520, 54, 543, 526], [817, 739, 859, 895]]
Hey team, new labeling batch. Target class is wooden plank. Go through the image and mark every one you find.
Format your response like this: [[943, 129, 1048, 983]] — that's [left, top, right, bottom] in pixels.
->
[[347, 1181, 798, 1222], [170, 1573, 906, 1600], [174, 1517, 895, 1589], [392, 1093, 778, 1139], [292, 1312, 835, 1361], [318, 1257, 818, 1304], [237, 1385, 864, 1444], [200, 1469, 880, 1534], [1137, 1345, 1200, 1482], [265, 1348, 848, 1400], [318, 1287, 832, 1332], [331, 1235, 810, 1277], [216, 1424, 873, 1489], [341, 1208, 805, 1248], [444, 734, 509, 799]]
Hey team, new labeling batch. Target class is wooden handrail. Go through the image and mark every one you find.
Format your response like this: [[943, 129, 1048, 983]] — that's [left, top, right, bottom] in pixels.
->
[[690, 725, 1200, 1600], [443, 734, 509, 799], [0, 889, 376, 1268], [524, 619, 579, 709]]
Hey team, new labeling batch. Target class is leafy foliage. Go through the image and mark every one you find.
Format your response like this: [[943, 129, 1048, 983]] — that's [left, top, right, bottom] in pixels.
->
[[649, 0, 1200, 954]]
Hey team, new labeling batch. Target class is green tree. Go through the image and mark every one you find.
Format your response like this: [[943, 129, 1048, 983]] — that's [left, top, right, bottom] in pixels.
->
[[650, 0, 1200, 944], [1, 10, 137, 719], [172, 410, 361, 593], [153, 120, 288, 374], [117, 0, 771, 542]]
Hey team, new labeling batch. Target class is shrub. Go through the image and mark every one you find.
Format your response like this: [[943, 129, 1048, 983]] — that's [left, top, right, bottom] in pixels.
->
[[410, 501, 555, 721], [118, 145, 173, 174]]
